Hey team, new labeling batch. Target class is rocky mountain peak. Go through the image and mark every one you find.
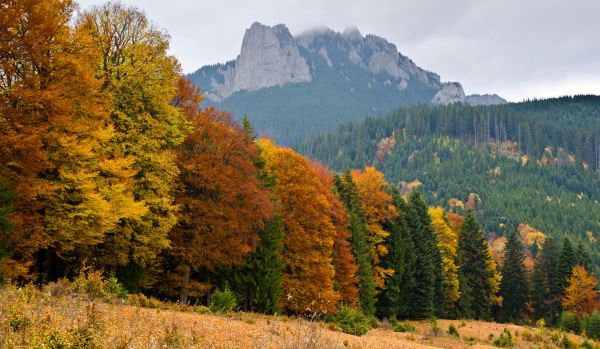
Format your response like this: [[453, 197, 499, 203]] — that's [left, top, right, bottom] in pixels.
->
[[189, 22, 502, 108], [431, 82, 466, 104], [202, 22, 311, 101]]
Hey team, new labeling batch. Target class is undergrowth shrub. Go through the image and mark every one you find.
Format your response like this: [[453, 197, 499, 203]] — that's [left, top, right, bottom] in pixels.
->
[[447, 323, 460, 337], [493, 328, 514, 348], [127, 293, 161, 309], [429, 317, 442, 337], [71, 269, 128, 301], [583, 311, 600, 340], [560, 312, 581, 334], [209, 285, 237, 313], [390, 318, 415, 333], [329, 306, 371, 336]]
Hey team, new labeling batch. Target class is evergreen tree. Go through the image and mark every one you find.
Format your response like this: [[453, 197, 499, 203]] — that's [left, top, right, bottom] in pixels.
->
[[377, 188, 416, 319], [457, 210, 494, 320], [406, 190, 441, 318], [233, 217, 284, 314], [334, 173, 377, 315], [499, 230, 529, 322], [558, 238, 577, 291], [576, 242, 592, 270], [532, 237, 562, 324]]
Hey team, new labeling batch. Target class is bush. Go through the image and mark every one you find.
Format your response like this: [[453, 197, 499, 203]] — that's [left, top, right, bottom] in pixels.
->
[[105, 276, 128, 300], [429, 317, 442, 337], [447, 323, 460, 338], [209, 285, 237, 313], [71, 269, 128, 301], [561, 335, 578, 349], [583, 311, 600, 340], [560, 312, 581, 334], [390, 318, 416, 333], [329, 306, 372, 336], [493, 328, 514, 348], [128, 293, 161, 309]]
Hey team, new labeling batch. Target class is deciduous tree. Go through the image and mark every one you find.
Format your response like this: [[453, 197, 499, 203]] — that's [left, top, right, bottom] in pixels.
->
[[562, 266, 599, 317], [259, 139, 339, 314]]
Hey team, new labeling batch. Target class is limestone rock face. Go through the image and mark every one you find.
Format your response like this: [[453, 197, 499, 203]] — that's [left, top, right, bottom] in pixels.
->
[[190, 22, 504, 106], [431, 82, 466, 104], [207, 22, 311, 101], [465, 94, 508, 106]]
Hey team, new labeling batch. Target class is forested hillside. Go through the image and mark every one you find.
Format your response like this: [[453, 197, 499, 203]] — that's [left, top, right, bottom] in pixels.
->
[[299, 98, 600, 275]]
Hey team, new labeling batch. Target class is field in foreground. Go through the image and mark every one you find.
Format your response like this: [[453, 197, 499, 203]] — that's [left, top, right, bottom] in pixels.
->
[[0, 283, 597, 349]]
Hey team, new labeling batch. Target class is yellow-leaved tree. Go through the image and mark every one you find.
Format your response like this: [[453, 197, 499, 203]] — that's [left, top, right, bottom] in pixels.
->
[[562, 265, 599, 316], [429, 207, 460, 308], [77, 3, 189, 279]]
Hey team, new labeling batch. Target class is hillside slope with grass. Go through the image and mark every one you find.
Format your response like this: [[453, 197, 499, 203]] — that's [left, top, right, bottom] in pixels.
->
[[1, 275, 598, 349]]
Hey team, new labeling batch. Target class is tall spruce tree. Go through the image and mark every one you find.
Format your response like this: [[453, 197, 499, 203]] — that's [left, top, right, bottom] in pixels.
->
[[406, 190, 442, 318], [499, 230, 529, 322], [334, 173, 377, 315], [576, 242, 592, 271], [229, 117, 282, 313], [558, 238, 577, 291], [532, 237, 562, 324], [232, 217, 284, 313], [457, 210, 493, 320], [377, 187, 416, 319]]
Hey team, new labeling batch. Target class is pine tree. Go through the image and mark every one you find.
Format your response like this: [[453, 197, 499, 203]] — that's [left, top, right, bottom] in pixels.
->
[[406, 190, 441, 318], [378, 187, 415, 319], [457, 210, 495, 320], [334, 173, 377, 315], [499, 230, 529, 322], [558, 238, 577, 292], [532, 237, 561, 324]]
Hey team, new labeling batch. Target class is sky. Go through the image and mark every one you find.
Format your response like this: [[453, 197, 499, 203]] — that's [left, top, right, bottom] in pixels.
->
[[76, 0, 600, 102]]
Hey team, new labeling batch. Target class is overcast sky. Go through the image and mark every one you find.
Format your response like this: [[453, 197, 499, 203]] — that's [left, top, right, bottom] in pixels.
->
[[77, 0, 600, 102]]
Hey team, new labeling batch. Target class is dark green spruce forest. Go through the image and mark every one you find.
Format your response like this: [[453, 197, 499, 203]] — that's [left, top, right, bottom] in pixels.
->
[[298, 96, 600, 275]]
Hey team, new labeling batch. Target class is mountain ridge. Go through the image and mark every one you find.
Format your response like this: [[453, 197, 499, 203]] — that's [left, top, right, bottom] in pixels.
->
[[187, 22, 506, 144]]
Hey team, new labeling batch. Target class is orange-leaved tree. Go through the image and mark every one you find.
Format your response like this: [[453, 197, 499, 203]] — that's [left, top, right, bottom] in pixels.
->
[[312, 161, 359, 307], [259, 139, 340, 314], [562, 265, 599, 317], [166, 79, 273, 303], [351, 166, 397, 288], [0, 0, 143, 279]]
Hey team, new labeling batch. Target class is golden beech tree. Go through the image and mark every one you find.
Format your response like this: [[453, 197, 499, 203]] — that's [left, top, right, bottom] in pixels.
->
[[0, 0, 142, 279], [77, 3, 189, 271], [562, 266, 599, 316], [311, 161, 359, 307], [166, 79, 274, 302], [429, 207, 460, 305], [259, 139, 340, 314], [351, 166, 397, 288]]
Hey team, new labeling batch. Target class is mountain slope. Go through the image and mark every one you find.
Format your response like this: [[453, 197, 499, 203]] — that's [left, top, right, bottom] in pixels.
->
[[298, 96, 600, 274], [187, 23, 505, 145]]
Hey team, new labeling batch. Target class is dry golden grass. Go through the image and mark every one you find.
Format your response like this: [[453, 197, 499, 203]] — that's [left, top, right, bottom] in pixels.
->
[[1, 282, 598, 348]]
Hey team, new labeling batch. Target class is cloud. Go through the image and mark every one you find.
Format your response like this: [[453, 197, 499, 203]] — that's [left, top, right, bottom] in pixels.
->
[[76, 0, 600, 101]]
